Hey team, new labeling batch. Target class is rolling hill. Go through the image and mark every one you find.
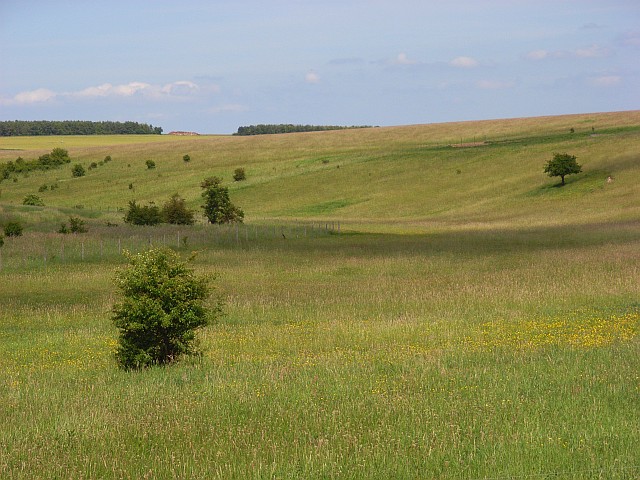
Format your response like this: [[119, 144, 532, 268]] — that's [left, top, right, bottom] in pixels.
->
[[1, 110, 639, 232]]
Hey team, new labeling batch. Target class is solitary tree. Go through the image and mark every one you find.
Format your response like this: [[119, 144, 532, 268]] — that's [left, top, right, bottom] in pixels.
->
[[201, 176, 244, 224], [123, 200, 162, 226], [544, 153, 582, 186], [71, 164, 86, 177], [112, 248, 218, 370], [23, 194, 45, 206], [162, 193, 195, 225], [233, 167, 246, 181]]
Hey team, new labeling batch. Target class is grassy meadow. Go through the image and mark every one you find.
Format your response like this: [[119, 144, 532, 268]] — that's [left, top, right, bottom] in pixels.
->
[[1, 111, 640, 478]]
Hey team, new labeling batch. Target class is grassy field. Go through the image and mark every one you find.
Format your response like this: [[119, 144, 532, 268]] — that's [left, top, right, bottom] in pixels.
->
[[1, 111, 640, 478]]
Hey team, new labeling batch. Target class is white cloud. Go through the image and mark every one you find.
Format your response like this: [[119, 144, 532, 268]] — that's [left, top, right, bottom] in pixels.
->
[[393, 53, 416, 65], [74, 81, 202, 99], [450, 56, 479, 68], [74, 82, 151, 98], [589, 75, 621, 87], [305, 71, 320, 84], [161, 81, 201, 96], [1, 80, 207, 106], [0, 88, 57, 105]]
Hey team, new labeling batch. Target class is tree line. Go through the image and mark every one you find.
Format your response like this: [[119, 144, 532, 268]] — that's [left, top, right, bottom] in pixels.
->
[[0, 120, 163, 136], [233, 124, 372, 136], [1, 147, 71, 180]]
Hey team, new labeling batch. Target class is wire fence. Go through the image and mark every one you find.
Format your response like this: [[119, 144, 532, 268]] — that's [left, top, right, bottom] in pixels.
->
[[0, 220, 341, 271]]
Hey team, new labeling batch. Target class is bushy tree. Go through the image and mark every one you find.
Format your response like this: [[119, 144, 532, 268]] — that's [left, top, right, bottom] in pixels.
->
[[201, 177, 244, 224], [162, 193, 195, 225], [544, 153, 582, 186], [4, 221, 23, 237], [23, 194, 44, 206], [233, 167, 246, 181], [124, 200, 162, 226], [183, 154, 191, 162], [111, 248, 217, 370], [71, 164, 86, 177], [59, 216, 87, 234]]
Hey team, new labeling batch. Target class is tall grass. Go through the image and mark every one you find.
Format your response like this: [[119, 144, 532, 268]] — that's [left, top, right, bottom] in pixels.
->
[[1, 222, 639, 478]]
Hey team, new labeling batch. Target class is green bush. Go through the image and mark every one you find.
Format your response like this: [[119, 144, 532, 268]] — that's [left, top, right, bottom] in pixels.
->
[[59, 216, 87, 234], [162, 193, 195, 225], [23, 194, 44, 206], [123, 200, 162, 226], [38, 184, 48, 192], [233, 167, 246, 181], [111, 248, 218, 370], [4, 221, 23, 237], [201, 176, 244, 224], [71, 164, 86, 177], [183, 154, 191, 162], [146, 159, 156, 169]]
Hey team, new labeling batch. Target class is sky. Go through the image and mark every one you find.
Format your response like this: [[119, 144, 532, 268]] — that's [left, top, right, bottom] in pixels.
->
[[1, 0, 639, 134]]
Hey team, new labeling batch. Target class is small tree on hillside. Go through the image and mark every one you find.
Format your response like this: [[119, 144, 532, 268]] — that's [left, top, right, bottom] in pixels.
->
[[4, 221, 23, 237], [23, 194, 45, 206], [123, 200, 162, 226], [111, 248, 218, 370], [71, 164, 86, 177], [162, 193, 195, 225], [544, 153, 582, 186], [201, 176, 244, 224], [233, 167, 246, 181]]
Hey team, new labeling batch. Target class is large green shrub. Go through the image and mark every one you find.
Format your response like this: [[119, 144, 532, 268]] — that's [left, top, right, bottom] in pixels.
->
[[111, 248, 217, 370], [201, 176, 244, 224], [23, 194, 44, 206], [4, 221, 23, 237], [59, 216, 87, 234], [71, 164, 86, 177], [162, 193, 195, 225], [123, 200, 162, 226], [233, 167, 246, 181]]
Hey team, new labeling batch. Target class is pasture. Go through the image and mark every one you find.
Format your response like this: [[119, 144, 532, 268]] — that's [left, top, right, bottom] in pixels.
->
[[1, 111, 640, 478]]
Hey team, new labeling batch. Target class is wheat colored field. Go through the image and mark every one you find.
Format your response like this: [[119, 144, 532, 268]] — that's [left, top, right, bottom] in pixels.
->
[[1, 111, 640, 479]]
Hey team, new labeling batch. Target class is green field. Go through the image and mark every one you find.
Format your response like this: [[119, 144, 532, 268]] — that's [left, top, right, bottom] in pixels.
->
[[1, 111, 640, 478]]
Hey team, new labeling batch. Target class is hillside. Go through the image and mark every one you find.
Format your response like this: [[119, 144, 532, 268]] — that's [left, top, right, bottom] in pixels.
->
[[1, 110, 639, 231], [2, 112, 640, 478]]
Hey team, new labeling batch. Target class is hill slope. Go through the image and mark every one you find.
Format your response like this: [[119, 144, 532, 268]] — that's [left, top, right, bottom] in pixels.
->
[[1, 110, 639, 230]]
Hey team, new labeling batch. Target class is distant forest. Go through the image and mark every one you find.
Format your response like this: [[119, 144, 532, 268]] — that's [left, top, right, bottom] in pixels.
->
[[0, 120, 163, 136], [233, 124, 373, 136]]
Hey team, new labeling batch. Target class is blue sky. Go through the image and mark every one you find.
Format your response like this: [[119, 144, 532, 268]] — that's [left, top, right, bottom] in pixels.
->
[[1, 0, 638, 133]]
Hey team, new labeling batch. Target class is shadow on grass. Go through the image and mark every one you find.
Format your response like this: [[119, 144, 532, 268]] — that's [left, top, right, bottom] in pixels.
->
[[265, 220, 640, 259]]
